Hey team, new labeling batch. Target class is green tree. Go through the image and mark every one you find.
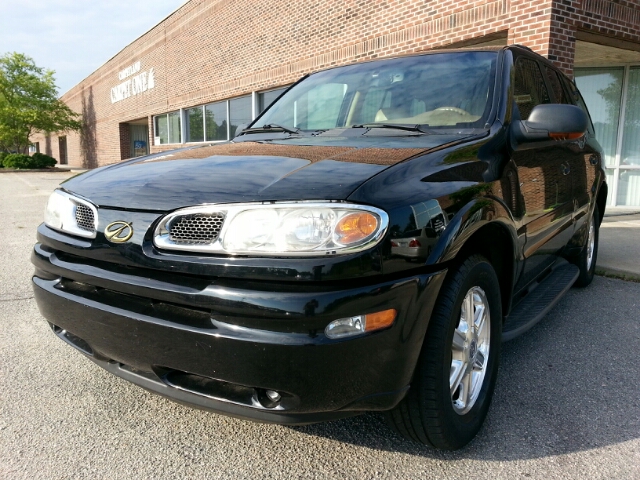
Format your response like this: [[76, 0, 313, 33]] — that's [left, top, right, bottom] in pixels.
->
[[0, 52, 81, 153]]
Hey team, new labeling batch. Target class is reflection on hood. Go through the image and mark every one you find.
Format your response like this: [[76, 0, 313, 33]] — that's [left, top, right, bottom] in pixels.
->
[[140, 142, 427, 166]]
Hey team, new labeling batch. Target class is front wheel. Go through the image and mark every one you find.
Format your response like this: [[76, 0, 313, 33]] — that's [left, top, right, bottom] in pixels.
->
[[386, 255, 502, 450]]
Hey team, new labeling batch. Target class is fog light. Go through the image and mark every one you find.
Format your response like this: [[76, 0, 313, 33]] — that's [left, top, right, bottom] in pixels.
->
[[265, 390, 281, 402], [256, 388, 282, 408], [325, 309, 397, 339]]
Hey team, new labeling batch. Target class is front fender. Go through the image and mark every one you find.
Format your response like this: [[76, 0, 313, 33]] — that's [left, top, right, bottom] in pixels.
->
[[429, 197, 518, 266]]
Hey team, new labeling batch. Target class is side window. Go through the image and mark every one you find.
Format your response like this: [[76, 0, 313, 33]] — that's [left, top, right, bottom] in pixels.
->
[[544, 66, 570, 104], [561, 76, 596, 135], [513, 57, 551, 119]]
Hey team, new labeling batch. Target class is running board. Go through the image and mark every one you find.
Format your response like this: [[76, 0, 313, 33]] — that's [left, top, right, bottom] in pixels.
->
[[502, 259, 579, 341]]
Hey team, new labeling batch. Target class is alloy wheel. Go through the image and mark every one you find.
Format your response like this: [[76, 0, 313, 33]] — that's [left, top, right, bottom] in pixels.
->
[[450, 286, 491, 415]]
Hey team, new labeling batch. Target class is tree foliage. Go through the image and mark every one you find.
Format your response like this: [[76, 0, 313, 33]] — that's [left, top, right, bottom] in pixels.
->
[[0, 52, 81, 153]]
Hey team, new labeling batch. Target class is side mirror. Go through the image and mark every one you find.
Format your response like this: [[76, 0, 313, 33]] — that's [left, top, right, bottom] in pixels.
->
[[513, 104, 588, 144], [234, 123, 249, 138]]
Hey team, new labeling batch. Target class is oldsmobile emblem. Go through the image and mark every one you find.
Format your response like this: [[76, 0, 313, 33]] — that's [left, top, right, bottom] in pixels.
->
[[104, 221, 134, 243]]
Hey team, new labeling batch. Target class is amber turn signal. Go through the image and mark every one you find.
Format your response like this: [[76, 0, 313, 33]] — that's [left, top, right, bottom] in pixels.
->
[[364, 309, 397, 332], [549, 132, 584, 140], [335, 212, 378, 244], [325, 309, 397, 339]]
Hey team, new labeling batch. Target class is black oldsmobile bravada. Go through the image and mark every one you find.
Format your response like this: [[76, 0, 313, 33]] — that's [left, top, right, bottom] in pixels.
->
[[32, 46, 606, 450]]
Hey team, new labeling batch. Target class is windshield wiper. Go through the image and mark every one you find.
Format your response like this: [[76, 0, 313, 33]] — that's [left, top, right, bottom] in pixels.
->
[[352, 123, 434, 134], [241, 124, 301, 135]]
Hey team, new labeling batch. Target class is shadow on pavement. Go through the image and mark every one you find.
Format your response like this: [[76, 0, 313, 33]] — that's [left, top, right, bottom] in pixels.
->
[[289, 277, 640, 460]]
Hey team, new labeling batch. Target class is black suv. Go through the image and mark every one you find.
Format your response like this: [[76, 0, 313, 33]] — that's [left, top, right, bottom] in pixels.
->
[[32, 45, 606, 450]]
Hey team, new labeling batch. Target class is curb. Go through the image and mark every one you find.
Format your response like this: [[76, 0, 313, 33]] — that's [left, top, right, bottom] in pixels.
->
[[603, 211, 640, 218], [0, 168, 71, 173]]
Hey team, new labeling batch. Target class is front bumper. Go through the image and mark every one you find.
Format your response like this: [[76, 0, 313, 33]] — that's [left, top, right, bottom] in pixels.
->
[[32, 243, 446, 424]]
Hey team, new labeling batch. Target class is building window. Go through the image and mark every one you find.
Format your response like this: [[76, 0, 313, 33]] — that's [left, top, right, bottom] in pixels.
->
[[186, 107, 204, 143], [230, 95, 252, 138], [154, 111, 181, 144], [620, 67, 640, 169], [575, 68, 623, 171], [184, 101, 229, 143], [205, 102, 228, 141], [168, 111, 181, 144], [155, 85, 330, 146], [157, 89, 292, 146], [257, 87, 288, 115], [576, 65, 640, 207]]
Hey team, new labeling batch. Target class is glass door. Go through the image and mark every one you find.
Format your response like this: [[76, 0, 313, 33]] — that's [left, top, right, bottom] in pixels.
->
[[130, 124, 149, 157], [618, 67, 640, 206], [575, 65, 640, 207]]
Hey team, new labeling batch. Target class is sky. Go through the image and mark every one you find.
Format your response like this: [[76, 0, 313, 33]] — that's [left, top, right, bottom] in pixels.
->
[[0, 0, 188, 96]]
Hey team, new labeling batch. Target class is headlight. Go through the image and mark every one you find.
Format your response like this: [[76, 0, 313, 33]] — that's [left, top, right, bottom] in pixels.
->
[[44, 189, 98, 238], [154, 202, 388, 256]]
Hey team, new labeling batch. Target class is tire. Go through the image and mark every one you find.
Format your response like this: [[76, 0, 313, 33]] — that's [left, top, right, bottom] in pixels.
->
[[386, 255, 502, 450], [573, 204, 599, 288]]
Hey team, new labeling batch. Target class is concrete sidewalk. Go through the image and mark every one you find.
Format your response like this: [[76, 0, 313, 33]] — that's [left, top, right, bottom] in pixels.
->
[[598, 211, 640, 281]]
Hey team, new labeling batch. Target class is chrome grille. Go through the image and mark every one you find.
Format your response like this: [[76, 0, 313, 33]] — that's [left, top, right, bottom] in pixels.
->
[[168, 213, 225, 244], [75, 204, 95, 231]]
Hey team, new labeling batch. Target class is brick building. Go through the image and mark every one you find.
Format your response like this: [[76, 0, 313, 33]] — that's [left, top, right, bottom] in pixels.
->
[[30, 0, 640, 207]]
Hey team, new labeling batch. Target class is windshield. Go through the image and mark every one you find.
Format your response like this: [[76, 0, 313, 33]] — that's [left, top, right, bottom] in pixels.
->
[[256, 51, 497, 133]]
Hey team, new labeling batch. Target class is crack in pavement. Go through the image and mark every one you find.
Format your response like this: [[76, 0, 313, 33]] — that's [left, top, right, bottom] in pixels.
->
[[0, 295, 35, 302]]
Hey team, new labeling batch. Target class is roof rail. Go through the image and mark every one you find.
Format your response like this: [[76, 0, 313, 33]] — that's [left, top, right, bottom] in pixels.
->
[[511, 44, 535, 53]]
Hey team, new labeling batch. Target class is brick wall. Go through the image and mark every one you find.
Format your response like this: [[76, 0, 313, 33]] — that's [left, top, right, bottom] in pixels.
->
[[30, 0, 640, 167], [119, 123, 131, 160]]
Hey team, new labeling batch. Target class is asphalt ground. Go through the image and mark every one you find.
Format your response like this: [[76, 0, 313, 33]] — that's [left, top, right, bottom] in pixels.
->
[[1, 172, 639, 479]]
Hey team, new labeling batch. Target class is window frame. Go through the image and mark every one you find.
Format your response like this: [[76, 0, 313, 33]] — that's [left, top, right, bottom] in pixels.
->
[[153, 111, 182, 145], [182, 100, 230, 144], [229, 94, 253, 139]]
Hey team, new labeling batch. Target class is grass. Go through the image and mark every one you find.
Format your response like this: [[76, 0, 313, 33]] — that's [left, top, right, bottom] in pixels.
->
[[595, 269, 640, 283]]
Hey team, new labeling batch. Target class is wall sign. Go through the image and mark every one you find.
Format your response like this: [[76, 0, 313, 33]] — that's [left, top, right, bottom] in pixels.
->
[[111, 61, 155, 103], [133, 140, 147, 156]]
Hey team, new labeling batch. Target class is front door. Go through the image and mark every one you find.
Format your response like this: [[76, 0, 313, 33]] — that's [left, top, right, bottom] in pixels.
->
[[130, 124, 149, 157], [58, 136, 68, 165], [511, 55, 574, 292]]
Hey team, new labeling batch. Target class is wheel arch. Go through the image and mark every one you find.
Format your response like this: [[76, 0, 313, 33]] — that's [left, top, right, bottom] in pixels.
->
[[428, 198, 518, 318], [453, 222, 516, 318]]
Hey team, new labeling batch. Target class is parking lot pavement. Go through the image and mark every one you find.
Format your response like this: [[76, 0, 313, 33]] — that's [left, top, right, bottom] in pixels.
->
[[1, 172, 639, 479]]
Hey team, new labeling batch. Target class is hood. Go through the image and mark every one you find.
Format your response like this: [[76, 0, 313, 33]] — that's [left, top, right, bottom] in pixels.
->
[[63, 135, 470, 211]]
